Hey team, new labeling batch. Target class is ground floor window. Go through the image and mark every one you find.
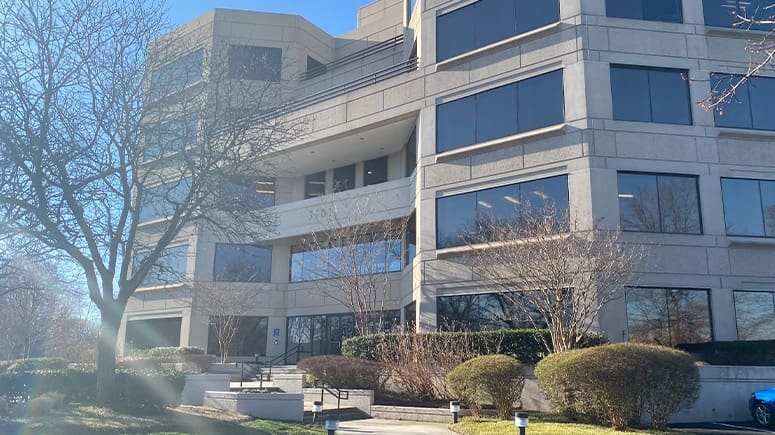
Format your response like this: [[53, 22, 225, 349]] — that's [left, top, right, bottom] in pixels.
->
[[286, 311, 399, 363], [626, 287, 712, 346], [403, 301, 416, 331], [734, 290, 775, 340], [437, 292, 543, 331], [125, 317, 182, 353], [207, 316, 268, 358]]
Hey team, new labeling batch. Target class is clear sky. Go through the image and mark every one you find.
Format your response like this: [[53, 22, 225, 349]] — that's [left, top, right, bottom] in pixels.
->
[[165, 0, 379, 36]]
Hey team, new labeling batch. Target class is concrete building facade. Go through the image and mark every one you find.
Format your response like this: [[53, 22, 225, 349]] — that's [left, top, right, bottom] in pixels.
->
[[119, 0, 775, 361]]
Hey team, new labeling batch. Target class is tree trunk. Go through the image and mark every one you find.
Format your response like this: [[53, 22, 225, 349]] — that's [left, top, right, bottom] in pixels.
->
[[96, 301, 123, 405]]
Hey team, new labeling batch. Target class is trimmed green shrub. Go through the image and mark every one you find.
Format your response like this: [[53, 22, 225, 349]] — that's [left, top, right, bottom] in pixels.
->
[[2, 358, 69, 373], [0, 368, 185, 410], [343, 329, 606, 364], [129, 346, 204, 358], [676, 340, 775, 366], [297, 355, 386, 392], [447, 355, 525, 419], [535, 343, 699, 430]]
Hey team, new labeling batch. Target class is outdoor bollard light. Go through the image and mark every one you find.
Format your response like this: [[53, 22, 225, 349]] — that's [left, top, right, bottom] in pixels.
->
[[325, 415, 338, 435], [450, 400, 461, 423], [312, 401, 323, 423], [515, 412, 529, 435]]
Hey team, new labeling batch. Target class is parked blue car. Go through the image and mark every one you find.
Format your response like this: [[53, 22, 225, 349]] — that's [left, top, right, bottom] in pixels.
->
[[751, 388, 775, 427]]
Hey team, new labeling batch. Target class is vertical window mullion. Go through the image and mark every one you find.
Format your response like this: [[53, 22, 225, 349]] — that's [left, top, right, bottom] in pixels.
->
[[757, 180, 768, 235]]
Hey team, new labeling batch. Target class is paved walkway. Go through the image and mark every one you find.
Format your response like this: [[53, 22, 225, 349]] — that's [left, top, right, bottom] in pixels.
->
[[336, 418, 454, 435]]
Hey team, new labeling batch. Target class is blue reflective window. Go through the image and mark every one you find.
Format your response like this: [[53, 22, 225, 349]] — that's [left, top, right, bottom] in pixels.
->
[[134, 245, 188, 287], [436, 70, 564, 153], [722, 178, 775, 237], [289, 237, 403, 283], [436, 175, 569, 249], [703, 0, 770, 30], [713, 74, 775, 131], [611, 65, 691, 125], [144, 114, 198, 159], [139, 179, 191, 222], [214, 244, 271, 282], [617, 173, 701, 234], [150, 49, 203, 100], [436, 0, 559, 62], [606, 0, 683, 23]]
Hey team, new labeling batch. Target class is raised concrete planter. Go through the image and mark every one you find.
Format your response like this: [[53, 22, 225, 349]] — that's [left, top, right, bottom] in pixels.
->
[[370, 405, 470, 423], [668, 365, 775, 423], [181, 374, 230, 406], [303, 388, 374, 415], [273, 373, 304, 393], [203, 391, 304, 422]]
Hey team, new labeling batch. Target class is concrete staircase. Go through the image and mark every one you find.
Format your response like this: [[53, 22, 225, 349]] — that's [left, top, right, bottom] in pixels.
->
[[303, 407, 371, 424], [207, 363, 304, 386]]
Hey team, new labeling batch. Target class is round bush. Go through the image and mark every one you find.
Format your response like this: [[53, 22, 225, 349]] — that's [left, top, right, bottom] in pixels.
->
[[297, 355, 385, 391], [446, 355, 525, 420], [535, 343, 699, 430]]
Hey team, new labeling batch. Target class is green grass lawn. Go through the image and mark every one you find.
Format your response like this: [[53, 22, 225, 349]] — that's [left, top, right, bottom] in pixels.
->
[[0, 404, 326, 435], [451, 415, 692, 435]]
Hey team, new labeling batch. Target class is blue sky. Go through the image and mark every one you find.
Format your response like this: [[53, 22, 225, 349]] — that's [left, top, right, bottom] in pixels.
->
[[165, 0, 378, 36]]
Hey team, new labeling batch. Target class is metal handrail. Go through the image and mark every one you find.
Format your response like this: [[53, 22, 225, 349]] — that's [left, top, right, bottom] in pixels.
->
[[235, 345, 303, 388], [314, 379, 350, 418], [301, 35, 404, 80]]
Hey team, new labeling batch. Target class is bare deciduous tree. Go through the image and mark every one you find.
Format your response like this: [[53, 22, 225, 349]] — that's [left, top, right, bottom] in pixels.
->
[[0, 0, 299, 402], [301, 196, 408, 335], [471, 206, 647, 353], [188, 284, 257, 363]]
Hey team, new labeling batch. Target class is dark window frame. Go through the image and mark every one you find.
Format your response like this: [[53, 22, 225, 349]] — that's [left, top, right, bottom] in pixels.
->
[[720, 176, 775, 238], [610, 64, 693, 125], [606, 0, 683, 23], [711, 73, 775, 131], [702, 0, 770, 31], [625, 286, 714, 346], [305, 171, 326, 199], [333, 164, 356, 193], [617, 171, 703, 235], [364, 156, 389, 186], [213, 243, 272, 283]]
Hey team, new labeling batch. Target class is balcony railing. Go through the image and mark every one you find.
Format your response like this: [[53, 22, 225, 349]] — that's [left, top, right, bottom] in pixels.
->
[[301, 35, 405, 81]]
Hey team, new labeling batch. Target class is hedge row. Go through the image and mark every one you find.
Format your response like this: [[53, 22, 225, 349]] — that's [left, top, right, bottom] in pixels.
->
[[0, 358, 69, 374], [129, 346, 204, 358], [0, 369, 185, 410], [676, 340, 775, 366], [342, 329, 606, 364]]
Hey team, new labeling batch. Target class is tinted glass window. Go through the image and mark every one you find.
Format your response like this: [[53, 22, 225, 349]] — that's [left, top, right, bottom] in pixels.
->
[[518, 70, 565, 133], [607, 0, 683, 23], [364, 156, 388, 186], [711, 73, 753, 128], [134, 245, 188, 287], [748, 76, 775, 130], [208, 316, 268, 357], [139, 179, 191, 222], [219, 177, 275, 209], [305, 171, 326, 199], [627, 288, 712, 346], [476, 85, 518, 143], [611, 65, 691, 125], [618, 173, 701, 234], [436, 70, 564, 153], [703, 0, 769, 30], [405, 127, 417, 177], [228, 45, 282, 81], [214, 244, 271, 282], [437, 95, 476, 153], [437, 192, 477, 249], [125, 317, 182, 351], [150, 49, 203, 100], [333, 164, 356, 192], [436, 0, 559, 62], [437, 292, 545, 331], [436, 175, 569, 248], [721, 178, 775, 237], [290, 238, 402, 283], [734, 291, 775, 340], [144, 114, 198, 159]]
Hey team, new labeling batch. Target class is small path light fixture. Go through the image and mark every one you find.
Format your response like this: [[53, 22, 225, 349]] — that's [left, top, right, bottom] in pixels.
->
[[515, 412, 529, 435], [312, 400, 323, 423], [325, 415, 338, 435], [450, 400, 461, 423]]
